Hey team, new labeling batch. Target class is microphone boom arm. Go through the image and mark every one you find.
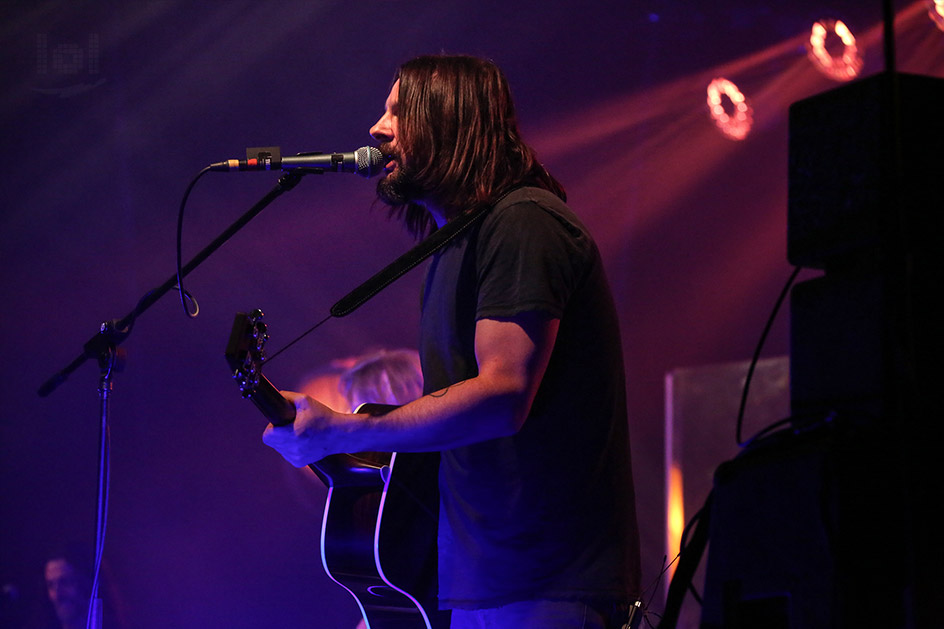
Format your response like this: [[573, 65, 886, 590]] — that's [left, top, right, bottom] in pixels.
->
[[37, 170, 306, 397]]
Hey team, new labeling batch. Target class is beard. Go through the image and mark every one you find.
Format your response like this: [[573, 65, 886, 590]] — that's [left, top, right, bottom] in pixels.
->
[[375, 143, 424, 207], [376, 165, 422, 206]]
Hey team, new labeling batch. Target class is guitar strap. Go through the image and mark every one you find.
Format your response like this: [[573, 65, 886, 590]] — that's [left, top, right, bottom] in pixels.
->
[[330, 189, 519, 317]]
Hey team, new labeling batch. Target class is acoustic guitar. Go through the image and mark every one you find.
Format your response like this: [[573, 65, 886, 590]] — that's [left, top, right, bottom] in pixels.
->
[[225, 309, 448, 629]]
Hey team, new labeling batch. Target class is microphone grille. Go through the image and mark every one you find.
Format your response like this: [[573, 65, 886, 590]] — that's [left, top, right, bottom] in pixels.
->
[[355, 146, 384, 177]]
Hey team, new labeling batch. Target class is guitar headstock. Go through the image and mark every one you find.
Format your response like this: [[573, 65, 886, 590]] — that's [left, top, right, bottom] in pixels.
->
[[225, 309, 269, 399], [225, 310, 296, 425]]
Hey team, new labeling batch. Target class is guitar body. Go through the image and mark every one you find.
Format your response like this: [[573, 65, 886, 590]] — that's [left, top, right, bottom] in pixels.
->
[[316, 450, 447, 629], [226, 311, 448, 629]]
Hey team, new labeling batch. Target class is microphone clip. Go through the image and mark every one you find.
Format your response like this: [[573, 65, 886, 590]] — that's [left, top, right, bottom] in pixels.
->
[[246, 146, 280, 171]]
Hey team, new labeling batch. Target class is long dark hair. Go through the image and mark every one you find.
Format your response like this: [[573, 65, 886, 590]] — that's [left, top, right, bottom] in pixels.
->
[[388, 54, 565, 237]]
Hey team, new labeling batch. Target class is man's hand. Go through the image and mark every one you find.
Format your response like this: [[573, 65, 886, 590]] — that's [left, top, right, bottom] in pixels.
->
[[261, 391, 344, 467]]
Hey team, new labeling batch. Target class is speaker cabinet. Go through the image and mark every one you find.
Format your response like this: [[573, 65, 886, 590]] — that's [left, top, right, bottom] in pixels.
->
[[788, 72, 944, 270], [701, 72, 944, 629]]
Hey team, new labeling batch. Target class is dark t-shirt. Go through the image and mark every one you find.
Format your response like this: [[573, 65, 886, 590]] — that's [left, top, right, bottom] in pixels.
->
[[419, 187, 640, 609]]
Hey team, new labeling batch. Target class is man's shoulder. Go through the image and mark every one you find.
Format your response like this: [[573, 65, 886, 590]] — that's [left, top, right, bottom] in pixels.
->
[[494, 186, 567, 212], [485, 187, 587, 240]]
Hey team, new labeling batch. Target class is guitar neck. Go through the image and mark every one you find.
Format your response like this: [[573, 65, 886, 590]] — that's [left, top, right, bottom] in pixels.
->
[[249, 372, 297, 427]]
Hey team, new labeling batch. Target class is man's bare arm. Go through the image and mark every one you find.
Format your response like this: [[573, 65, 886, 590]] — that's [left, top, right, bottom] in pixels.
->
[[262, 312, 559, 466]]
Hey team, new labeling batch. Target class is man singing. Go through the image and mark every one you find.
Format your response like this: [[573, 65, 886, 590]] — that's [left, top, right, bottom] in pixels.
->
[[264, 54, 640, 628]]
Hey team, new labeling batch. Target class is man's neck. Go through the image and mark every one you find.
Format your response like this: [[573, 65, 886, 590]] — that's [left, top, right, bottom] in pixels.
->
[[423, 201, 453, 229]]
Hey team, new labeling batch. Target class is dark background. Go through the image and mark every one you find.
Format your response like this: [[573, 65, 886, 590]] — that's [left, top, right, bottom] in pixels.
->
[[2, 1, 941, 627]]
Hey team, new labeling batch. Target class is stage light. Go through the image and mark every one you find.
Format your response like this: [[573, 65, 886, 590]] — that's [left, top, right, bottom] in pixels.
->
[[928, 0, 944, 31], [806, 18, 863, 81], [666, 463, 685, 579], [706, 77, 753, 140]]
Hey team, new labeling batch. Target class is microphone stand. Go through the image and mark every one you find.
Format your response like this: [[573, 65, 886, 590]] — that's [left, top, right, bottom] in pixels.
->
[[36, 169, 307, 629], [87, 344, 121, 629]]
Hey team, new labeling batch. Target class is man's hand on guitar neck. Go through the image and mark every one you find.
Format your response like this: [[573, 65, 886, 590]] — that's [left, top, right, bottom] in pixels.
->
[[261, 392, 346, 467]]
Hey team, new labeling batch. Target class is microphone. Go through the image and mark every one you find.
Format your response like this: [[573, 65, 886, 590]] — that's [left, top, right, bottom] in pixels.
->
[[210, 146, 384, 177]]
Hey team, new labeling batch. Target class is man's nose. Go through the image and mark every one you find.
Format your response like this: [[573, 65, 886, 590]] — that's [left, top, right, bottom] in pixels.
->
[[370, 116, 392, 142]]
